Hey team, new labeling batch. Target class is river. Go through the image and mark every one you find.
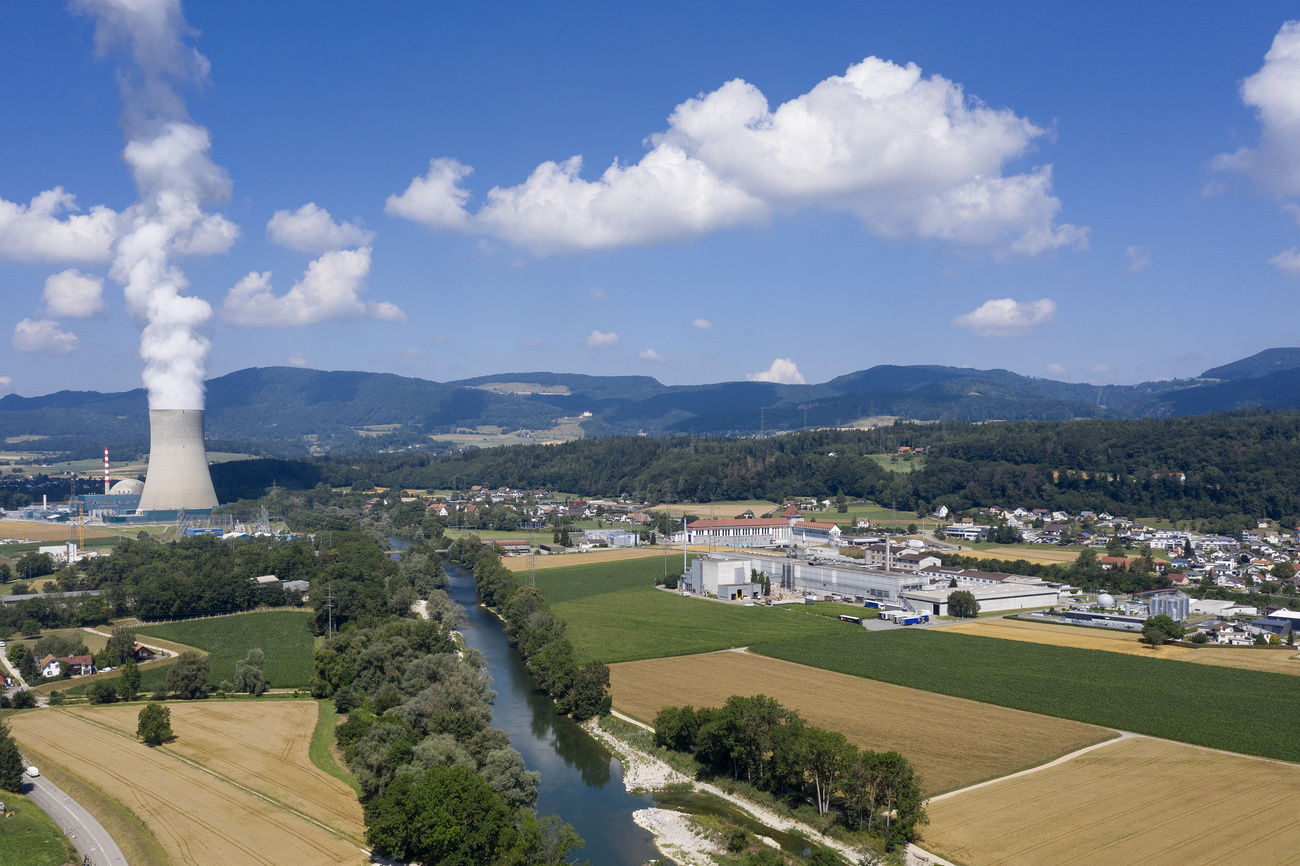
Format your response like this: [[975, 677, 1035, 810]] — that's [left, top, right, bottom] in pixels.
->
[[442, 560, 662, 865]]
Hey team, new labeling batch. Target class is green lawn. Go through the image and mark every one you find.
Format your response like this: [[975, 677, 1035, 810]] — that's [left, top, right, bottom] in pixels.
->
[[136, 610, 315, 690], [0, 792, 80, 866], [867, 453, 926, 474], [535, 557, 855, 664], [752, 629, 1300, 763]]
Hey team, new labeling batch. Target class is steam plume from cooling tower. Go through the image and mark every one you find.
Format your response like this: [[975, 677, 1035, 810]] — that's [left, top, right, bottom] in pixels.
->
[[79, 0, 238, 410]]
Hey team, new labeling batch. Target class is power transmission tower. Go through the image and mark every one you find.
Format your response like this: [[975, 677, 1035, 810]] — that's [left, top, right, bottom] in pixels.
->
[[325, 582, 336, 638]]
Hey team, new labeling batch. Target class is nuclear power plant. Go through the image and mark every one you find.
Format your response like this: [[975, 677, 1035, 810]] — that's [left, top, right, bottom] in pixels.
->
[[136, 409, 220, 513]]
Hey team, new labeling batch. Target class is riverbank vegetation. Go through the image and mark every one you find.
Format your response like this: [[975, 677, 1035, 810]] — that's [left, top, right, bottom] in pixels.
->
[[753, 629, 1300, 762], [447, 537, 612, 720], [311, 591, 587, 864], [653, 695, 927, 850]]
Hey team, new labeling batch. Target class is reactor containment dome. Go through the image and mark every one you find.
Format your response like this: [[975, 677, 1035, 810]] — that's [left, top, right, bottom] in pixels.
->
[[109, 478, 144, 496], [136, 409, 219, 512]]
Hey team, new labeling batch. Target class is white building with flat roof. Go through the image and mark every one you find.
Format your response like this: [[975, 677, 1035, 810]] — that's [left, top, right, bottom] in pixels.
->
[[901, 582, 1059, 616], [686, 519, 792, 548]]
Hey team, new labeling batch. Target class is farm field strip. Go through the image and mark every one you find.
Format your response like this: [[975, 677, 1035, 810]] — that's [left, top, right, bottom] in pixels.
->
[[608, 651, 1114, 795], [933, 618, 1193, 659], [751, 629, 1300, 762], [9, 710, 367, 866], [136, 609, 315, 688], [67, 701, 364, 838], [922, 735, 1300, 866], [0, 519, 121, 541], [937, 617, 1300, 675], [501, 545, 716, 572]]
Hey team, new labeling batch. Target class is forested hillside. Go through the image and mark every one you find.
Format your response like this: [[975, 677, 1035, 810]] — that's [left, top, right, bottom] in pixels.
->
[[6, 347, 1300, 456], [212, 409, 1300, 525]]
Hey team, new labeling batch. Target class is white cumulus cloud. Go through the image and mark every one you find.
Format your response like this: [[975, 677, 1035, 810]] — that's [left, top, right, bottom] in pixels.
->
[[952, 298, 1056, 337], [638, 348, 666, 362], [222, 247, 406, 326], [12, 318, 79, 355], [286, 352, 310, 367], [691, 318, 713, 330], [1045, 363, 1068, 378], [0, 376, 11, 388], [388, 56, 1086, 257], [1124, 245, 1152, 274], [585, 330, 619, 349], [267, 203, 375, 253], [0, 188, 118, 262], [42, 269, 108, 318], [747, 358, 806, 384], [1270, 246, 1300, 276], [1215, 21, 1300, 195]]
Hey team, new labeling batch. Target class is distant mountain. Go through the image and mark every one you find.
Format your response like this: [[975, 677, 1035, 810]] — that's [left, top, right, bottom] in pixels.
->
[[1200, 348, 1300, 381], [3, 349, 1300, 455]]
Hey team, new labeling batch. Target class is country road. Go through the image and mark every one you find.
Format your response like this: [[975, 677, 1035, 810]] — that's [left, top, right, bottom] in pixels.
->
[[21, 756, 129, 866]]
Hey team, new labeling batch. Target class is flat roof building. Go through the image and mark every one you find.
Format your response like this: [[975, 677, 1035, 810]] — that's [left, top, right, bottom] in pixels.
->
[[686, 519, 792, 548]]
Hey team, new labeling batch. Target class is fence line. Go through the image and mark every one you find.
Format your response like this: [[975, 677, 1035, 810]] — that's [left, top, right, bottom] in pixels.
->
[[138, 604, 314, 625]]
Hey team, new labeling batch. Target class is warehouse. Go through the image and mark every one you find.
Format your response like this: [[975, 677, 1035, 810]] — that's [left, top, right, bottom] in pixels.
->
[[685, 518, 792, 548], [900, 582, 1059, 616], [684, 552, 930, 602]]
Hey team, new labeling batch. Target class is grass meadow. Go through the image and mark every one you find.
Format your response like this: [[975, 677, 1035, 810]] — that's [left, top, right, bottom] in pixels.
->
[[752, 629, 1300, 763], [535, 556, 855, 663], [136, 609, 315, 690], [0, 792, 80, 866]]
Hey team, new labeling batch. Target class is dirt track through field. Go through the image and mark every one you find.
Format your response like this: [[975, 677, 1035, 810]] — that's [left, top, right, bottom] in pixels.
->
[[68, 701, 363, 838], [501, 545, 714, 572], [10, 708, 366, 866], [609, 651, 1113, 795], [924, 735, 1300, 865]]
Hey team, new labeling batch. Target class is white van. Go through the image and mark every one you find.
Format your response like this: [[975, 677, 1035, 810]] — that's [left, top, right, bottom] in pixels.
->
[[25, 766, 39, 778]]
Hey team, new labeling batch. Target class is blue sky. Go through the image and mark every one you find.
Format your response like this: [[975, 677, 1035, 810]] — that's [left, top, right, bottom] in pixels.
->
[[2, 1, 1299, 402]]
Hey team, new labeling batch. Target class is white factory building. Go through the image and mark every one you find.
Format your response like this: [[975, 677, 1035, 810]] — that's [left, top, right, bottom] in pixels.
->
[[684, 551, 1069, 613], [685, 518, 792, 548]]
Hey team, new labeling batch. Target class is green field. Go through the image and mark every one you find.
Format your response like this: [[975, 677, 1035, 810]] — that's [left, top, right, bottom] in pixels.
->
[[136, 610, 315, 690], [867, 453, 927, 474], [534, 557, 855, 663], [752, 629, 1300, 763], [0, 792, 80, 866]]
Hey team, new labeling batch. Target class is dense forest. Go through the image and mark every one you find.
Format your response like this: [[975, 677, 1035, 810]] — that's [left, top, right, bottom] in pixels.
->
[[210, 409, 1300, 525]]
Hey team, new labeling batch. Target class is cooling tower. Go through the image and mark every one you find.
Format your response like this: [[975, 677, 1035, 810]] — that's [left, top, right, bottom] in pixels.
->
[[136, 409, 219, 512]]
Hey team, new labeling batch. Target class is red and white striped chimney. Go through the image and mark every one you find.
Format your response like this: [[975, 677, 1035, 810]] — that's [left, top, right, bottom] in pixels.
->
[[104, 447, 110, 494]]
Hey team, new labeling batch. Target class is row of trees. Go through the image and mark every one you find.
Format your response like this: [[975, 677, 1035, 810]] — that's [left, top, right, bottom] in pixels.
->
[[311, 599, 586, 864], [653, 695, 927, 849], [447, 537, 611, 721]]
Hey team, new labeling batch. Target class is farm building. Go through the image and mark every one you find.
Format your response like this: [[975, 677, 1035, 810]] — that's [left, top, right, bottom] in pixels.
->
[[901, 582, 1060, 616]]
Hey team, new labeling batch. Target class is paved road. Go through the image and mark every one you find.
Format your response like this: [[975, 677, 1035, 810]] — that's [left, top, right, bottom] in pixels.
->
[[21, 757, 129, 866]]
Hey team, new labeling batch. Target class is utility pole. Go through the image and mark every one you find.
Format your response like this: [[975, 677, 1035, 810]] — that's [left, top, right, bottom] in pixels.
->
[[528, 532, 536, 590], [682, 515, 688, 578]]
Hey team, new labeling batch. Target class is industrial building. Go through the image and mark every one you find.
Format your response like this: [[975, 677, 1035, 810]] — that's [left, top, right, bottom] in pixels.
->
[[900, 581, 1060, 616], [684, 552, 932, 603], [685, 518, 792, 548]]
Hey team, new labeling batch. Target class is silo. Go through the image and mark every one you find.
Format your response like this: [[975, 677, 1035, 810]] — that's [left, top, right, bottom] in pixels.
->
[[136, 409, 219, 512]]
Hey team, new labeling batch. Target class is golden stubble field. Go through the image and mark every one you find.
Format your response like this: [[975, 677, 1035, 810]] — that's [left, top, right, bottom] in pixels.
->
[[0, 519, 121, 542], [924, 735, 1300, 865], [935, 617, 1300, 675], [500, 544, 715, 572], [608, 651, 1113, 795], [10, 703, 365, 866]]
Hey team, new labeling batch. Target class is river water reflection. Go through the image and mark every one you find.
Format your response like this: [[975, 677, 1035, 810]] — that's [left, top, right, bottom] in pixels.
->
[[442, 561, 661, 865]]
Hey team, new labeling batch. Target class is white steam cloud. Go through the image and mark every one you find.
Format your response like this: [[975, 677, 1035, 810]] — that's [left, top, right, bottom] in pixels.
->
[[78, 0, 239, 410]]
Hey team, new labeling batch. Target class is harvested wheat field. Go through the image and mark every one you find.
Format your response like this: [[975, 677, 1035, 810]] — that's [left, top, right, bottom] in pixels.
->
[[923, 735, 1300, 865], [933, 618, 1192, 659], [1178, 646, 1300, 676], [609, 651, 1114, 795], [9, 709, 366, 866], [502, 545, 714, 573], [967, 546, 1081, 564], [0, 519, 119, 542], [67, 701, 363, 839]]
